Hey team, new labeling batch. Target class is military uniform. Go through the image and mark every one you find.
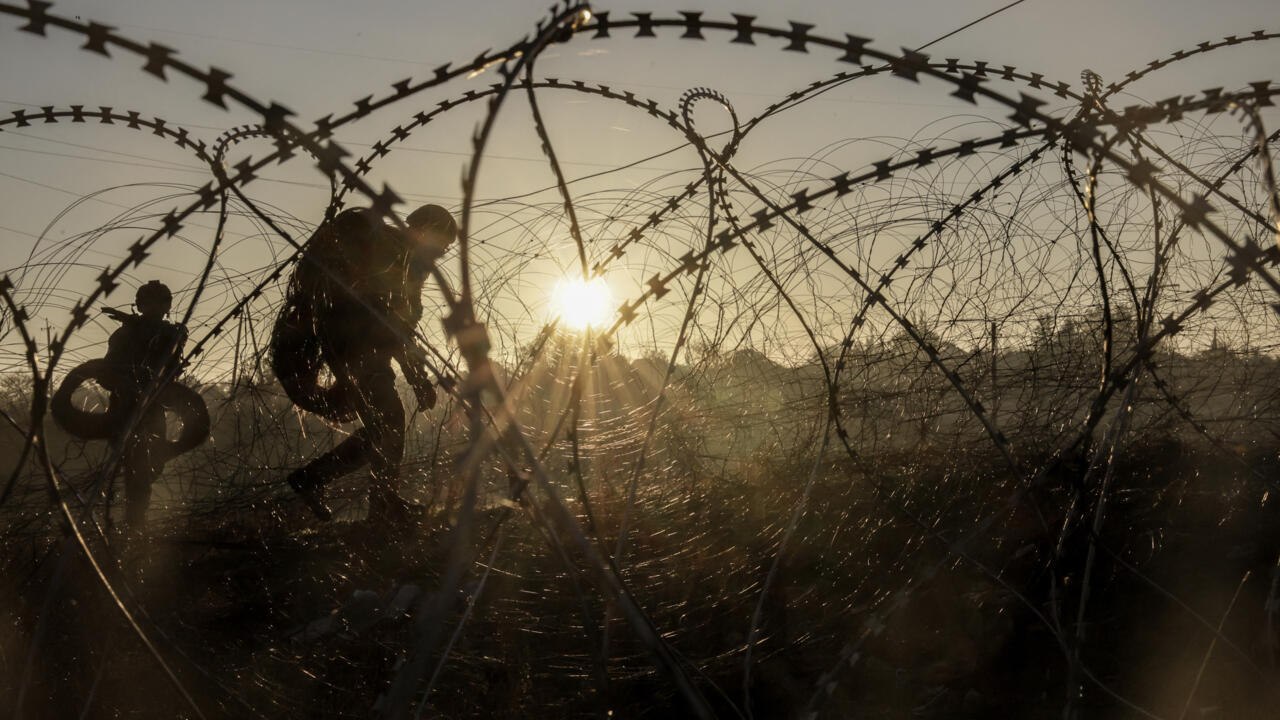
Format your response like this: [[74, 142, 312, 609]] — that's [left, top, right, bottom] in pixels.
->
[[284, 207, 448, 521], [103, 312, 187, 528]]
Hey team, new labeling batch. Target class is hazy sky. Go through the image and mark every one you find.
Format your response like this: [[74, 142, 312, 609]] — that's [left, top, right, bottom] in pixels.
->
[[3, 0, 1273, 207], [0, 0, 1276, 367]]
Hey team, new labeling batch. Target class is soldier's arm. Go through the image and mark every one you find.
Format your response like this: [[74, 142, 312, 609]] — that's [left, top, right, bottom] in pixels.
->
[[168, 325, 189, 375], [148, 323, 188, 381], [394, 341, 437, 409], [102, 306, 132, 323], [104, 324, 130, 366]]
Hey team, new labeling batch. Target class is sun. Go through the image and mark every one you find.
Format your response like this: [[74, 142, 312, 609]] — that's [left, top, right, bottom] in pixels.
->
[[552, 276, 613, 331]]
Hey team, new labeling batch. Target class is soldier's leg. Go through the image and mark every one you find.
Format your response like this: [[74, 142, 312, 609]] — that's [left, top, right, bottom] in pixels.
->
[[289, 358, 379, 490], [122, 443, 152, 529], [287, 337, 375, 518], [354, 368, 405, 495], [287, 377, 373, 520], [289, 429, 373, 491], [351, 367, 418, 522], [122, 409, 164, 530]]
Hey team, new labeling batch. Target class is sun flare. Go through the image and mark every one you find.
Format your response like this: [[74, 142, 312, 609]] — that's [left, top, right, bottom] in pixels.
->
[[552, 276, 613, 331]]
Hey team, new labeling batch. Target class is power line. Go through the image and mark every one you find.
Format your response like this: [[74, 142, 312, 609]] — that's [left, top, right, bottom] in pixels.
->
[[114, 21, 433, 67], [7, 129, 200, 170], [0, 143, 208, 174], [916, 0, 1033, 53]]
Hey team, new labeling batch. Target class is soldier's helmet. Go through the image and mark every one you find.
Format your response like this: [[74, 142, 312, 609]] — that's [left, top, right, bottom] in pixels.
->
[[407, 204, 456, 239], [405, 204, 457, 261], [135, 280, 173, 315]]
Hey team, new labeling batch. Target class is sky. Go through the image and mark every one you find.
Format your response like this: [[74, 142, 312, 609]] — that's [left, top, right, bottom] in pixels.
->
[[0, 0, 1276, 370]]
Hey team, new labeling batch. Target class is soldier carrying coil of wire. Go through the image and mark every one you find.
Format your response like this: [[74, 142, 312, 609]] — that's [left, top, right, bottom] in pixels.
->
[[52, 280, 209, 532]]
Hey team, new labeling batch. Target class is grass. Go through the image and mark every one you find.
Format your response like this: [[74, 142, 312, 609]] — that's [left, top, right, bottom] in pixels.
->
[[3, 431, 1278, 718]]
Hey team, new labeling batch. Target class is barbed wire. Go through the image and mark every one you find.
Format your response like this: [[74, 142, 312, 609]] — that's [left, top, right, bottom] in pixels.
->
[[1, 3, 1278, 719]]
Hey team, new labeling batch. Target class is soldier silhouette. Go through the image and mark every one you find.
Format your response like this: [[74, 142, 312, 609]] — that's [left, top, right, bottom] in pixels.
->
[[105, 281, 189, 529], [52, 280, 208, 531], [273, 204, 454, 523], [60, 281, 194, 530]]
